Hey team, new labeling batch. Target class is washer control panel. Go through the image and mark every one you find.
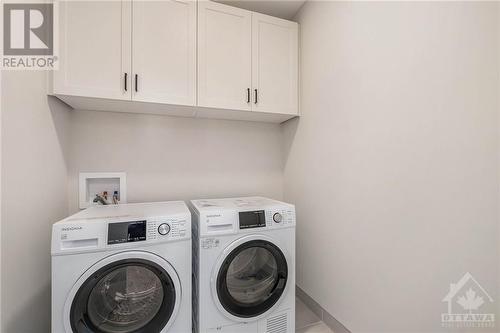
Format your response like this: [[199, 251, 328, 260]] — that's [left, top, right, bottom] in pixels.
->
[[157, 223, 171, 235], [147, 216, 189, 241]]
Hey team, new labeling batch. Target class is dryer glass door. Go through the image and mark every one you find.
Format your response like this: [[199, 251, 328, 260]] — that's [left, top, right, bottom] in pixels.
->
[[70, 259, 176, 333], [216, 240, 288, 318]]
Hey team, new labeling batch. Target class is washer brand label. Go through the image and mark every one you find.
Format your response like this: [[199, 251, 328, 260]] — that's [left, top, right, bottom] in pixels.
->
[[201, 238, 220, 249], [62, 226, 82, 231]]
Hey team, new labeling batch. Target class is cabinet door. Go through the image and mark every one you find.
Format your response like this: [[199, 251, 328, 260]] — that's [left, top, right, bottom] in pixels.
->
[[53, 1, 131, 100], [132, 0, 196, 105], [252, 13, 298, 115], [198, 1, 252, 111]]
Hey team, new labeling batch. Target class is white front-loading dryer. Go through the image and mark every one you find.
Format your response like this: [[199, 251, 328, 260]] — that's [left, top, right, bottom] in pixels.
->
[[190, 197, 296, 333], [51, 202, 191, 333]]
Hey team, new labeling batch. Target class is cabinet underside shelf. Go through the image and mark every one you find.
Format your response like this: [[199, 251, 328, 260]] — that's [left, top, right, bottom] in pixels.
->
[[52, 94, 299, 124]]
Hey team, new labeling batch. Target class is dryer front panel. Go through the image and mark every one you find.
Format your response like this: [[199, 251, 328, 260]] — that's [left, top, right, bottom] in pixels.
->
[[64, 251, 181, 333], [214, 237, 288, 321]]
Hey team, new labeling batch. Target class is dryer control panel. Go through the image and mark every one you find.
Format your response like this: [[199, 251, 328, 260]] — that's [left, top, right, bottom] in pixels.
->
[[194, 198, 296, 237], [238, 208, 295, 230], [264, 207, 295, 228]]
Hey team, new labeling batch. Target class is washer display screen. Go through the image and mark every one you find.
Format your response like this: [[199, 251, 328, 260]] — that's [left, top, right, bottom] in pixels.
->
[[108, 221, 147, 245]]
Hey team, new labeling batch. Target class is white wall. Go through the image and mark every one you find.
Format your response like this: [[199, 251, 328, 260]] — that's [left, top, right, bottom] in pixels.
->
[[285, 2, 499, 332], [498, 3, 500, 315], [1, 88, 284, 333], [2, 2, 499, 333], [1, 72, 70, 332], [67, 110, 284, 213], [0, 64, 3, 333]]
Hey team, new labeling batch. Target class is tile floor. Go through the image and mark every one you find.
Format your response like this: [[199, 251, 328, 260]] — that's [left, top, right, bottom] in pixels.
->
[[296, 297, 334, 333]]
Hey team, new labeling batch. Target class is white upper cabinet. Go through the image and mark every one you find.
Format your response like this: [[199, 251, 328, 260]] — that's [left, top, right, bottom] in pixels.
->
[[252, 13, 298, 115], [53, 0, 299, 123], [197, 1, 298, 115], [53, 1, 132, 100], [197, 1, 252, 111], [132, 0, 196, 106], [54, 0, 196, 106]]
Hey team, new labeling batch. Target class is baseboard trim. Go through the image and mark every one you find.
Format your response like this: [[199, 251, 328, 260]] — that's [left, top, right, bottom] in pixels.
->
[[296, 286, 351, 333]]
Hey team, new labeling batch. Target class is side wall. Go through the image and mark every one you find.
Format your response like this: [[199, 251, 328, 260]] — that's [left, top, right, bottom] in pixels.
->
[[284, 2, 499, 332], [1, 72, 71, 333]]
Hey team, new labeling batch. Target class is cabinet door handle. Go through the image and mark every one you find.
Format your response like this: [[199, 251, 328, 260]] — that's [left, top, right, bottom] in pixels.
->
[[124, 73, 128, 91], [135, 74, 138, 92], [254, 89, 258, 104], [247, 88, 250, 103]]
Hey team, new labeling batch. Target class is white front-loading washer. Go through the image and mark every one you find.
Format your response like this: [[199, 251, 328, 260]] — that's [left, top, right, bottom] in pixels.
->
[[190, 197, 296, 333], [51, 202, 191, 333]]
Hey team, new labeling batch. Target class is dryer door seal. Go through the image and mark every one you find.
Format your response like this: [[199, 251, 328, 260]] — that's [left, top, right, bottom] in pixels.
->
[[216, 239, 288, 319]]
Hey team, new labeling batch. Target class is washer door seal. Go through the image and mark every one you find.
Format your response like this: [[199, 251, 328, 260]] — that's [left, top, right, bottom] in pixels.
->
[[216, 239, 288, 319], [70, 258, 176, 333]]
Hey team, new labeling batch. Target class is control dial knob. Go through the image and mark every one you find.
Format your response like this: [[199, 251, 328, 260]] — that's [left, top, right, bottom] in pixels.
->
[[158, 223, 171, 236], [273, 213, 283, 223]]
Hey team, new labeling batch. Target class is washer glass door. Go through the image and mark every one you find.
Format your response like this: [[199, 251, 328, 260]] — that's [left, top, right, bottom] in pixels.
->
[[216, 240, 288, 318], [70, 259, 176, 333]]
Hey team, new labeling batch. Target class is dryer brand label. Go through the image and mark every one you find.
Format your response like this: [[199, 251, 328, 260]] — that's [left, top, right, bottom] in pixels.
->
[[201, 238, 220, 249]]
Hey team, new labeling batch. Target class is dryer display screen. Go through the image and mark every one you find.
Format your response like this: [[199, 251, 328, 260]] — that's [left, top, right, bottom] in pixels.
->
[[239, 211, 266, 229], [108, 221, 147, 245]]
